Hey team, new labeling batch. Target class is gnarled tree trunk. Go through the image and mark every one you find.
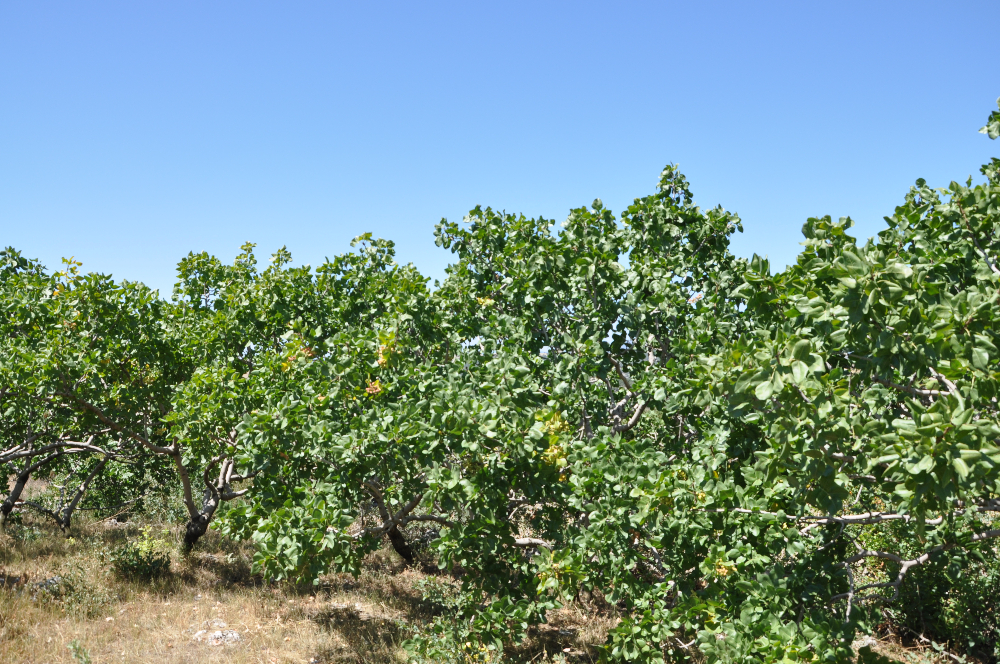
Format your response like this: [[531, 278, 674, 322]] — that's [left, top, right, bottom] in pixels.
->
[[26, 454, 110, 535], [386, 524, 414, 563], [178, 455, 253, 551], [0, 450, 66, 530]]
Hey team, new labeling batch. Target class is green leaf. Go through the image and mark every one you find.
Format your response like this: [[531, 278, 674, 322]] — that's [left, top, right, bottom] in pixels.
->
[[841, 250, 868, 277], [953, 457, 970, 478], [791, 339, 811, 361], [790, 360, 808, 384], [913, 455, 935, 474], [972, 346, 989, 370], [755, 379, 774, 401]]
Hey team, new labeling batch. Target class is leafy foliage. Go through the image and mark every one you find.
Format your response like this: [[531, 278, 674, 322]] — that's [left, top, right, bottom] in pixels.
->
[[3, 98, 1000, 663], [108, 527, 172, 580]]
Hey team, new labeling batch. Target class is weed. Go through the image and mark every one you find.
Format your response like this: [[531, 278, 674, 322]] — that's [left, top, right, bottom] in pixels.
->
[[67, 640, 92, 663], [107, 526, 172, 580]]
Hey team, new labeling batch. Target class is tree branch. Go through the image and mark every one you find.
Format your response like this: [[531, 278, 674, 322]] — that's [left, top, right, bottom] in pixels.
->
[[870, 375, 943, 399], [53, 392, 176, 456], [607, 356, 633, 392], [956, 199, 1000, 275], [929, 368, 958, 396], [613, 401, 648, 433]]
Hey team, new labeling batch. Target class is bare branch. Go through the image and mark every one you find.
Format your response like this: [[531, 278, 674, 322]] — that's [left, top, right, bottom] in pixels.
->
[[871, 375, 943, 399], [613, 401, 648, 433], [607, 356, 633, 392], [1, 438, 110, 465], [929, 368, 959, 396], [831, 527, 1000, 607], [202, 455, 223, 504], [220, 487, 251, 500]]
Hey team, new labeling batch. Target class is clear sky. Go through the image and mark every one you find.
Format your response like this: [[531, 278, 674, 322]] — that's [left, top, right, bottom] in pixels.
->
[[2, 1, 998, 295]]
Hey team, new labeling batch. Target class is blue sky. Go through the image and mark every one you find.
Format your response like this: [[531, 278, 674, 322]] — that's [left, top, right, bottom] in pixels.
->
[[2, 1, 998, 295]]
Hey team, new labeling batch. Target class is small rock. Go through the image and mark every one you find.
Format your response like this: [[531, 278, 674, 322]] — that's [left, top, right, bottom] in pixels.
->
[[31, 576, 65, 599], [208, 630, 241, 646], [34, 576, 63, 590], [852, 635, 877, 650], [192, 628, 241, 645]]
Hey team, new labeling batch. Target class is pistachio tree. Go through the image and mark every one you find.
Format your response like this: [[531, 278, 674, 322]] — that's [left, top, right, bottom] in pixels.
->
[[411, 99, 1000, 663], [0, 251, 178, 531], [409, 165, 755, 655], [4, 95, 997, 664], [156, 239, 407, 549], [216, 235, 453, 578], [679, 99, 1000, 661]]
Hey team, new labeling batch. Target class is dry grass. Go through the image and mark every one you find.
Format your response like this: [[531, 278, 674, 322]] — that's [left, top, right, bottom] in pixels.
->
[[0, 514, 617, 664]]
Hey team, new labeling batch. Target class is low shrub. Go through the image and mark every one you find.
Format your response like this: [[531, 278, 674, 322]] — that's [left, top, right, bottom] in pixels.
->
[[108, 527, 171, 580]]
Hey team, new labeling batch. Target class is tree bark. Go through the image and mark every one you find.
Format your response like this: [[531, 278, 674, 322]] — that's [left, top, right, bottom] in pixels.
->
[[0, 468, 31, 529], [0, 451, 63, 530], [57, 454, 109, 534], [386, 524, 414, 563], [183, 512, 212, 550], [182, 484, 219, 551], [181, 457, 253, 551]]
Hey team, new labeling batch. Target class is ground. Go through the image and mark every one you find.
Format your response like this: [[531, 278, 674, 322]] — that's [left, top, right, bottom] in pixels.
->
[[0, 512, 617, 664]]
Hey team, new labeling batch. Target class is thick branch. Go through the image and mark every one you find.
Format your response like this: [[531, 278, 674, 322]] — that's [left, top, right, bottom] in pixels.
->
[[613, 401, 648, 433], [173, 453, 200, 521]]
